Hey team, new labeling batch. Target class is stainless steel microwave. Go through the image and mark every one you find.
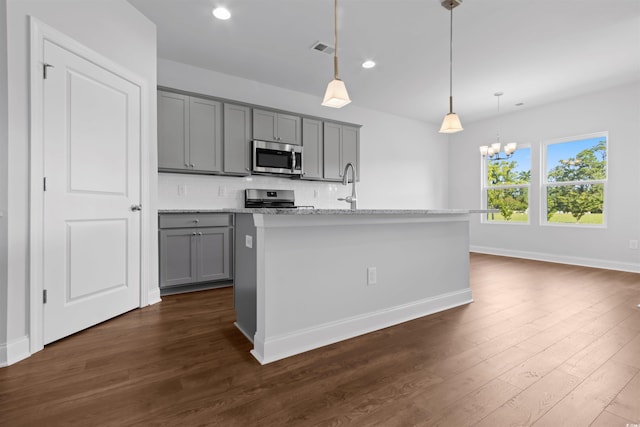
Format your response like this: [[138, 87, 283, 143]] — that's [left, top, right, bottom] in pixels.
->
[[252, 140, 302, 176]]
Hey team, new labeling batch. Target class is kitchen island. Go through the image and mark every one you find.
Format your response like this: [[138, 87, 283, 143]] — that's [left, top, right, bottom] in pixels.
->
[[232, 209, 480, 364]]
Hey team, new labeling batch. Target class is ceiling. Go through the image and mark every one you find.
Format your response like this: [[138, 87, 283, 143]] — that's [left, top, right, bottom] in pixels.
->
[[129, 0, 640, 124]]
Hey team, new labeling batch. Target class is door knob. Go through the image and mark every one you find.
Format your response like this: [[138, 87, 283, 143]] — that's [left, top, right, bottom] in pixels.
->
[[130, 204, 142, 211]]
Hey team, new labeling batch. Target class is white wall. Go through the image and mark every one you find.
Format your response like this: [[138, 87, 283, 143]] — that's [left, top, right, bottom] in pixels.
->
[[2, 0, 157, 365], [158, 59, 448, 210], [0, 0, 9, 365], [448, 82, 640, 272]]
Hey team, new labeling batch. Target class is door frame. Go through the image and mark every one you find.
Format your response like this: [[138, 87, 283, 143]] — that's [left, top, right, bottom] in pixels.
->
[[28, 17, 153, 354]]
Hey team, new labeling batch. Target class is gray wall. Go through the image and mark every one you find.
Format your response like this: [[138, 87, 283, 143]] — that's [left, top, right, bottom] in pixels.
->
[[448, 81, 640, 272]]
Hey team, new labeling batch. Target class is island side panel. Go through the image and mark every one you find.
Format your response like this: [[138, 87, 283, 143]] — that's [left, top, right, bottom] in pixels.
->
[[233, 213, 257, 341], [251, 214, 472, 364]]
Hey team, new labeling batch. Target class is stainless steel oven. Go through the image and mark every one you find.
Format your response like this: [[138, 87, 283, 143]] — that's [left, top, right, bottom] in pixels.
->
[[252, 140, 302, 176]]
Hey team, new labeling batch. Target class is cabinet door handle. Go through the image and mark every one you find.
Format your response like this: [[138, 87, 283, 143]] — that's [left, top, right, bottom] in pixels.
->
[[198, 232, 203, 236], [189, 163, 195, 168], [130, 204, 142, 211], [192, 232, 197, 236], [194, 219, 199, 223]]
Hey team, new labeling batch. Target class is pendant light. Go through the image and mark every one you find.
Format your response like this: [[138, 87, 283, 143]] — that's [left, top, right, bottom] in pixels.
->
[[439, 0, 463, 133], [322, 0, 351, 108]]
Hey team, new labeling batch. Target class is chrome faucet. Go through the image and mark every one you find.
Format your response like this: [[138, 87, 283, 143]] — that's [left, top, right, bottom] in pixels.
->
[[338, 162, 357, 210]]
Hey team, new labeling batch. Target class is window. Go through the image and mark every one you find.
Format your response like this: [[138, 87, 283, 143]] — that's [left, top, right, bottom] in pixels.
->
[[482, 146, 531, 223], [543, 132, 607, 226]]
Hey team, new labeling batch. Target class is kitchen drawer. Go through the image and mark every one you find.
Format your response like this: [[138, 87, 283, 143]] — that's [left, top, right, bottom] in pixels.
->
[[159, 213, 233, 229]]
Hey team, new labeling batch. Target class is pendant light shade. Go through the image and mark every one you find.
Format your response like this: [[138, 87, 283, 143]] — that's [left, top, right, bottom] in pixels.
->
[[322, 0, 351, 108], [322, 78, 351, 108], [439, 0, 463, 133], [439, 111, 463, 133]]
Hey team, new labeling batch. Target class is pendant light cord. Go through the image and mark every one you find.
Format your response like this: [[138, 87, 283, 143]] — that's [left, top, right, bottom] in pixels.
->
[[496, 93, 501, 144], [333, 0, 339, 80], [448, 4, 453, 113]]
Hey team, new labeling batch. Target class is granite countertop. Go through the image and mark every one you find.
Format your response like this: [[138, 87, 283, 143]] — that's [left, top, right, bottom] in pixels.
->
[[159, 208, 494, 215]]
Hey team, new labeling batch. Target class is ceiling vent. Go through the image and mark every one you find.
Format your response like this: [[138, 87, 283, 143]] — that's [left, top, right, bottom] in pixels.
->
[[310, 41, 335, 55]]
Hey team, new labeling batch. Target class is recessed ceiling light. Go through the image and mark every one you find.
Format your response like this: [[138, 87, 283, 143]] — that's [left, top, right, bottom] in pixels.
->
[[212, 7, 231, 20], [362, 60, 376, 69]]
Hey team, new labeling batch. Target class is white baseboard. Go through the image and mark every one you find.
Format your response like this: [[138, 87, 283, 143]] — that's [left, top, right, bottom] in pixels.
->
[[251, 288, 473, 365], [0, 335, 31, 367], [471, 245, 640, 273], [147, 287, 162, 306]]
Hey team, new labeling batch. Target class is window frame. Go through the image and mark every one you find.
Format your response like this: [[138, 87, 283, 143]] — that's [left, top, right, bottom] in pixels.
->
[[480, 143, 532, 225], [541, 131, 608, 228]]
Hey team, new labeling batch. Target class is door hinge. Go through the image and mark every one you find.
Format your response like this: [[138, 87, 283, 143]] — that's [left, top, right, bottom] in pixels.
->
[[43, 289, 47, 304], [43, 63, 54, 79], [43, 177, 47, 191]]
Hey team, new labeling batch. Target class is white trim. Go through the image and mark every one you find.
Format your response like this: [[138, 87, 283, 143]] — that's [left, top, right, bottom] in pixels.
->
[[0, 336, 30, 367], [470, 245, 640, 273], [147, 287, 162, 306], [28, 17, 152, 356], [250, 289, 473, 365]]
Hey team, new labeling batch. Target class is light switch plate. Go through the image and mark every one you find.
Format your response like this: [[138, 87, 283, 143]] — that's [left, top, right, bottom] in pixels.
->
[[245, 235, 253, 249]]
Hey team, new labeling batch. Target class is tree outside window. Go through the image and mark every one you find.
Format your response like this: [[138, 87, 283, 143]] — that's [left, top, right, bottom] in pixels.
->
[[483, 147, 531, 222], [544, 133, 607, 225]]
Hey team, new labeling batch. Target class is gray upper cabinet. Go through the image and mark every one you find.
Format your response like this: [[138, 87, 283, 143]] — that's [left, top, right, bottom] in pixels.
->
[[158, 91, 188, 170], [302, 118, 323, 180], [223, 103, 251, 175], [158, 90, 222, 173], [189, 97, 222, 172], [342, 125, 359, 179], [253, 108, 301, 145], [158, 88, 361, 181], [323, 122, 359, 181]]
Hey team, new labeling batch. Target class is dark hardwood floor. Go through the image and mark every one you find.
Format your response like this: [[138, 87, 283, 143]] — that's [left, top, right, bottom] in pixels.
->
[[1, 254, 639, 426]]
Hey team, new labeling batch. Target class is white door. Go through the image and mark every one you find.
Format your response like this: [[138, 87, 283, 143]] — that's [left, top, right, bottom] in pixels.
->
[[42, 40, 141, 344]]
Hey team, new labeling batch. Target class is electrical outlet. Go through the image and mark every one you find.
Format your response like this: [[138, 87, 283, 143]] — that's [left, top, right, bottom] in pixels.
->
[[177, 184, 186, 196], [629, 240, 638, 250], [218, 186, 227, 197], [313, 189, 320, 199], [367, 267, 377, 286], [245, 235, 253, 249]]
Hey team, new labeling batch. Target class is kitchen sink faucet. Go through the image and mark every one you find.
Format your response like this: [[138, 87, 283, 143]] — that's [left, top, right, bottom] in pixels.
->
[[338, 162, 357, 210]]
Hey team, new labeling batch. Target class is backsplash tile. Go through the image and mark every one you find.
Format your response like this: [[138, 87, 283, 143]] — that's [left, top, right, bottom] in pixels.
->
[[158, 173, 350, 210]]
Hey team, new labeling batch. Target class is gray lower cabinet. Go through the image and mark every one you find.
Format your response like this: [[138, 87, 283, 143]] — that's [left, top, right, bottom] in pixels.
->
[[323, 122, 359, 181], [158, 90, 223, 173], [159, 213, 233, 292]]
